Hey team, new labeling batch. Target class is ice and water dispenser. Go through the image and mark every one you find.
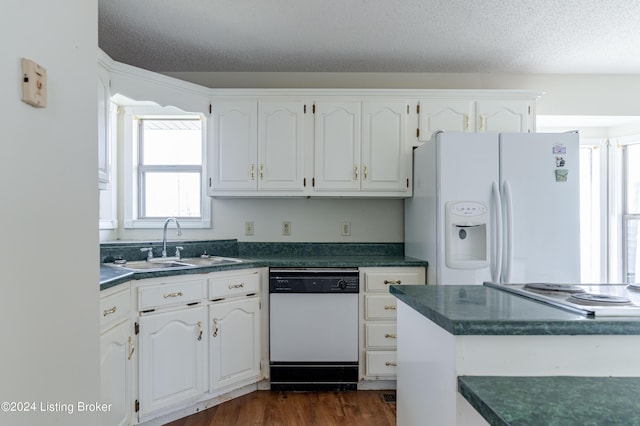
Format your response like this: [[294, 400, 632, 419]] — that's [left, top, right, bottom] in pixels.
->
[[445, 201, 489, 269]]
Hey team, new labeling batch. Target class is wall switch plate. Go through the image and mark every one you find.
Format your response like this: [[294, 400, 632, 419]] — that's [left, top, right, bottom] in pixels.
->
[[282, 221, 291, 236], [21, 58, 47, 108], [341, 222, 351, 236], [244, 221, 254, 236]]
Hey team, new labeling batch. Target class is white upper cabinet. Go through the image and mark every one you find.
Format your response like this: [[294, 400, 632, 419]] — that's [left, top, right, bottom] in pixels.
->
[[361, 101, 410, 193], [418, 96, 535, 141], [314, 100, 411, 196], [418, 99, 475, 141], [476, 99, 533, 133], [209, 100, 258, 191], [98, 61, 111, 189], [208, 99, 306, 194], [258, 100, 305, 191], [314, 101, 362, 191]]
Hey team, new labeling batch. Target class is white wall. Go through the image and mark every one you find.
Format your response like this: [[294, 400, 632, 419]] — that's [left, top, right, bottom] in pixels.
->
[[1, 3, 99, 425], [116, 197, 404, 243]]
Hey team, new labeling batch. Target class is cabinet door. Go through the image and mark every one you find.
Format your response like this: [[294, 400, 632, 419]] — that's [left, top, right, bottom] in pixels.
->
[[139, 306, 207, 416], [476, 100, 533, 133], [314, 101, 361, 191], [209, 100, 258, 191], [100, 320, 132, 426], [258, 100, 305, 191], [418, 99, 475, 141], [98, 64, 111, 189], [210, 297, 261, 390], [362, 101, 410, 192]]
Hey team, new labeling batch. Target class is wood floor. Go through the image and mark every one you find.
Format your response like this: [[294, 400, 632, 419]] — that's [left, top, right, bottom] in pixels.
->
[[165, 390, 396, 426]]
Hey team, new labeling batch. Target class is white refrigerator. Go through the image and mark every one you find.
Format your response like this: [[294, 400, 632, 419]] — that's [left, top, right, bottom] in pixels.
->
[[405, 132, 580, 285]]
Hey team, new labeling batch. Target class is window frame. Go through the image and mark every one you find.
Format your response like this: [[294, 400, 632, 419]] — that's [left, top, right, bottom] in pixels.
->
[[620, 137, 640, 283], [123, 106, 211, 229]]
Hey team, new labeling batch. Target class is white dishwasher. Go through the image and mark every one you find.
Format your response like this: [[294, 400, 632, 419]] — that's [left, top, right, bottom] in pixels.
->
[[269, 268, 359, 391]]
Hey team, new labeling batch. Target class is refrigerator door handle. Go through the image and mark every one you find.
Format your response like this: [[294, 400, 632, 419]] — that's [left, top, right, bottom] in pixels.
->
[[503, 180, 514, 283], [491, 181, 503, 283]]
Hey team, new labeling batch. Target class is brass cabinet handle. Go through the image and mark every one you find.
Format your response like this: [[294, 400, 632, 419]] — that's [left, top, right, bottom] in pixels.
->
[[228, 283, 245, 289], [354, 165, 359, 180], [384, 280, 401, 285], [213, 318, 219, 337], [259, 164, 264, 179], [163, 291, 183, 299], [384, 305, 397, 310], [127, 336, 135, 360], [250, 164, 256, 180], [363, 165, 368, 180], [103, 306, 117, 316], [465, 114, 470, 130], [479, 115, 485, 130], [385, 361, 397, 367], [197, 321, 203, 341], [384, 333, 397, 339]]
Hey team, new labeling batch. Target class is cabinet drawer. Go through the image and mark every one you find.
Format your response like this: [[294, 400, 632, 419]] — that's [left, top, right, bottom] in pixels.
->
[[365, 270, 423, 292], [100, 285, 131, 331], [365, 323, 397, 349], [365, 351, 397, 377], [138, 279, 206, 311], [209, 271, 260, 299], [365, 295, 397, 320]]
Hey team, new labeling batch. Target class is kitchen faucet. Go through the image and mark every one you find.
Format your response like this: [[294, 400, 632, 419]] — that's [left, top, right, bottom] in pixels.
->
[[162, 217, 182, 258]]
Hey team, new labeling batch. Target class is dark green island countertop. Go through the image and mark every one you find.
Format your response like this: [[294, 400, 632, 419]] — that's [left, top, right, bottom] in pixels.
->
[[389, 284, 640, 335], [458, 376, 640, 426]]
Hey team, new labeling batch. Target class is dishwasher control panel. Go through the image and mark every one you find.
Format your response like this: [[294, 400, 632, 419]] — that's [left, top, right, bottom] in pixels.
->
[[269, 268, 359, 293]]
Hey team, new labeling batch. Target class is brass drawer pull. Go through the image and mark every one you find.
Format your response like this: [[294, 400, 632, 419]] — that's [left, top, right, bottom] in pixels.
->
[[127, 336, 135, 360], [197, 321, 203, 341], [384, 280, 401, 285], [384, 305, 397, 310], [385, 361, 397, 367], [384, 333, 397, 339], [228, 283, 245, 289], [213, 318, 219, 337], [163, 291, 183, 299], [103, 306, 117, 316]]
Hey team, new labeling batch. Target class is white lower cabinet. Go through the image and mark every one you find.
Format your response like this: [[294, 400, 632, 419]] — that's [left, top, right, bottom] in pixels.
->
[[99, 284, 134, 426], [133, 268, 264, 423], [138, 305, 208, 416], [359, 267, 426, 383], [209, 296, 261, 390]]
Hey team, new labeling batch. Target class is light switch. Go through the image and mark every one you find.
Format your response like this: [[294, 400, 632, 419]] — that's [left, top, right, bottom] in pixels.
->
[[21, 58, 47, 108]]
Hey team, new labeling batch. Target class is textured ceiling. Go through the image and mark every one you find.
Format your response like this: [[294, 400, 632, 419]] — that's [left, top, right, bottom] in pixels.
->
[[98, 0, 640, 73]]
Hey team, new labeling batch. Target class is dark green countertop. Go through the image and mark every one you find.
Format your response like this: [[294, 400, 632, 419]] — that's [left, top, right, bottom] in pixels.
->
[[458, 376, 640, 426], [389, 284, 640, 335], [100, 255, 426, 291]]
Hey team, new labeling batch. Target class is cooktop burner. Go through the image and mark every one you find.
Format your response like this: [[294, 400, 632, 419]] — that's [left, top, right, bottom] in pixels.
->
[[567, 293, 633, 306], [523, 283, 586, 294]]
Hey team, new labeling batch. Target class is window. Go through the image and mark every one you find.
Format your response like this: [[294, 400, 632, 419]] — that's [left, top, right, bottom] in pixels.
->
[[623, 142, 640, 283], [124, 108, 210, 228]]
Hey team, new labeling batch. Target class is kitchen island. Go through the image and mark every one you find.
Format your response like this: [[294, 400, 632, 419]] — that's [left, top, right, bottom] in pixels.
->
[[389, 284, 640, 426]]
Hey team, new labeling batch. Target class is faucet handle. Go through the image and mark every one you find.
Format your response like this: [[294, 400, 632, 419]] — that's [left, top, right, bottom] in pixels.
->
[[175, 246, 184, 258], [140, 247, 153, 261]]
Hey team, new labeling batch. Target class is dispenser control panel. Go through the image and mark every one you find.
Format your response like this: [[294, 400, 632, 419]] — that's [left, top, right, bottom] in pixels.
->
[[448, 202, 487, 217]]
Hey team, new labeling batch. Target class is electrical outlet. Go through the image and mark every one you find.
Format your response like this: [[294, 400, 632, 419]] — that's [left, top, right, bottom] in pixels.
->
[[341, 222, 351, 236], [282, 221, 292, 236], [244, 221, 254, 236]]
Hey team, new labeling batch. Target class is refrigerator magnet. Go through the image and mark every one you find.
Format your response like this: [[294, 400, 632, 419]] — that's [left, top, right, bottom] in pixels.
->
[[555, 169, 568, 182], [555, 156, 566, 167], [553, 144, 567, 154]]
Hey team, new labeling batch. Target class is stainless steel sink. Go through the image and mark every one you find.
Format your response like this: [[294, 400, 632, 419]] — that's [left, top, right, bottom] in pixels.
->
[[116, 260, 195, 273], [113, 256, 245, 273], [178, 256, 245, 267]]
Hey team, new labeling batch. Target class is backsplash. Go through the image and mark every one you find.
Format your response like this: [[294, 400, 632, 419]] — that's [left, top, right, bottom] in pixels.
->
[[100, 240, 404, 263]]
